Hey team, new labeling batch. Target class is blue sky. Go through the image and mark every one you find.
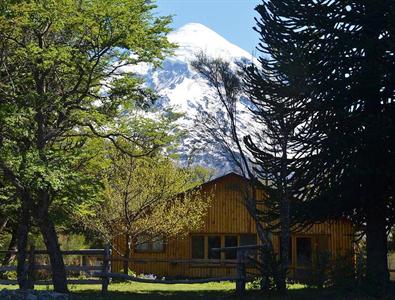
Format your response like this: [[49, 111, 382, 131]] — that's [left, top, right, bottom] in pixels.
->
[[155, 0, 262, 55]]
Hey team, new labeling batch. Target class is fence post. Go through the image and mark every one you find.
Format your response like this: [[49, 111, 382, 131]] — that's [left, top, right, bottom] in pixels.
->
[[236, 249, 246, 295], [27, 244, 35, 289], [101, 244, 110, 295]]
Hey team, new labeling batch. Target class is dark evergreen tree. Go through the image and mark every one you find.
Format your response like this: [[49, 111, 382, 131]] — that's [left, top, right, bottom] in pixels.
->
[[243, 0, 310, 291], [244, 53, 305, 292], [251, 0, 395, 295]]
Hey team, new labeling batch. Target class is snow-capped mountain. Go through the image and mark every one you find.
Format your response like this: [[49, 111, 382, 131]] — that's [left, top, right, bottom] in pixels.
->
[[131, 23, 258, 175]]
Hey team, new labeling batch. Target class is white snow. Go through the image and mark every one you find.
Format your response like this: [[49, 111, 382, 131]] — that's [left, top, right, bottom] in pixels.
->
[[128, 23, 259, 175], [168, 23, 254, 61]]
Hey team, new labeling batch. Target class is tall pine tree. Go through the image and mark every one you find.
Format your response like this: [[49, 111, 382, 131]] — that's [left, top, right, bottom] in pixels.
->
[[252, 0, 395, 295], [244, 56, 305, 292]]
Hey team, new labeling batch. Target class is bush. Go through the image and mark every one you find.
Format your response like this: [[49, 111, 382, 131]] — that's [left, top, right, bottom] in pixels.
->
[[312, 250, 331, 288], [355, 247, 366, 287], [329, 252, 356, 290], [1, 271, 17, 280]]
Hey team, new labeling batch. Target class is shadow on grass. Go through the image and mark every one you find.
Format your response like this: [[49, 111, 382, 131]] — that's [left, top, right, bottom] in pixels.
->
[[70, 283, 395, 300], [69, 288, 358, 300]]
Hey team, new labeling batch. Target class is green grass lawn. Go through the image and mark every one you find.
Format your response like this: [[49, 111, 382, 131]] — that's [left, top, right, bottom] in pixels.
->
[[0, 282, 393, 300]]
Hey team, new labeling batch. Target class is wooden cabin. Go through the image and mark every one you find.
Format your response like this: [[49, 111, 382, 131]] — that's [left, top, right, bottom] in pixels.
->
[[112, 172, 354, 280]]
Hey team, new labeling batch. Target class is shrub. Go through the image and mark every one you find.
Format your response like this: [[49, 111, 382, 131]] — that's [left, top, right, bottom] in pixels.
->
[[328, 252, 356, 290], [312, 250, 331, 288]]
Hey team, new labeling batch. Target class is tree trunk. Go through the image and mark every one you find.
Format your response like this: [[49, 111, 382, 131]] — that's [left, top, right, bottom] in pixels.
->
[[246, 186, 277, 292], [365, 201, 389, 296], [16, 204, 30, 290], [2, 226, 17, 266], [255, 218, 275, 292], [26, 244, 35, 290], [123, 235, 131, 275], [278, 207, 290, 293], [38, 213, 68, 293], [277, 152, 290, 293]]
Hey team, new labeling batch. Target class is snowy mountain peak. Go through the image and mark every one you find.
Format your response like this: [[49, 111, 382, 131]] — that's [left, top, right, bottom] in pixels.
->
[[168, 23, 253, 61], [128, 24, 257, 174], [173, 22, 214, 34]]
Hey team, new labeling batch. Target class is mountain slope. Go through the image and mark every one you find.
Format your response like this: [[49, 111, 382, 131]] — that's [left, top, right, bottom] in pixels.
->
[[131, 23, 257, 175]]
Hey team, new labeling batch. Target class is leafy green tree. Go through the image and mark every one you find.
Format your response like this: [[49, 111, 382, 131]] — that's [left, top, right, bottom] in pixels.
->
[[0, 0, 173, 292], [79, 152, 211, 274], [254, 0, 395, 296]]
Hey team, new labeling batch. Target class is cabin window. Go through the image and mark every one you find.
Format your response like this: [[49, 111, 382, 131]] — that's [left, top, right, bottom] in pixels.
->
[[224, 236, 238, 259], [208, 236, 221, 259], [191, 235, 205, 259], [152, 238, 165, 252], [135, 236, 149, 252], [240, 234, 257, 246], [135, 236, 164, 253], [190, 234, 258, 260], [296, 237, 312, 267]]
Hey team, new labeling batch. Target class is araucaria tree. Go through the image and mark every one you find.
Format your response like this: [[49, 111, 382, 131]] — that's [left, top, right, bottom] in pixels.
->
[[254, 0, 395, 295], [192, 47, 303, 293], [0, 0, 173, 292], [244, 51, 304, 292]]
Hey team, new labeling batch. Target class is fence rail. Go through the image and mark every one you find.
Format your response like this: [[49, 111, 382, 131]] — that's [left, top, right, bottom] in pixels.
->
[[1, 246, 394, 295], [0, 265, 102, 272], [0, 247, 111, 294], [0, 245, 258, 295], [0, 279, 103, 285], [111, 257, 238, 264], [103, 272, 237, 284], [0, 249, 106, 256]]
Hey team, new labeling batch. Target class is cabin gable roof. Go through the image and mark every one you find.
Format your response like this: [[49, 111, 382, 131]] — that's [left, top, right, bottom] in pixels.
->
[[200, 172, 246, 188]]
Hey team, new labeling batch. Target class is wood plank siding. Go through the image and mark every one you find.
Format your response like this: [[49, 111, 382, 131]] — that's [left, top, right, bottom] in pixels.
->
[[112, 173, 354, 279]]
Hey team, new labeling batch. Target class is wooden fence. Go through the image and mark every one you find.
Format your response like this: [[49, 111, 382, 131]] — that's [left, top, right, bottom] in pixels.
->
[[0, 245, 111, 294], [108, 245, 257, 295], [0, 245, 257, 295], [1, 246, 394, 296]]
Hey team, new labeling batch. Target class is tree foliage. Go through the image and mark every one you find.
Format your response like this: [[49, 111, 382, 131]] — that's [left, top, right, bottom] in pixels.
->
[[243, 30, 305, 292], [80, 151, 211, 273], [191, 52, 284, 292], [254, 0, 395, 295], [82, 154, 210, 244], [0, 0, 174, 292], [190, 52, 251, 174]]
